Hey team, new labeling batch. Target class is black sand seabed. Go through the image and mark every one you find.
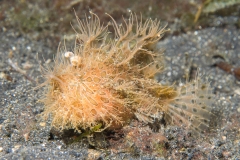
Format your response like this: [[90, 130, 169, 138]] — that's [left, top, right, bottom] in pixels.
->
[[0, 25, 240, 159]]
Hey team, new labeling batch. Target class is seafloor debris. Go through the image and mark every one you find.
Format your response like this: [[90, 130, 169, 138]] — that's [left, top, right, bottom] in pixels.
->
[[215, 61, 240, 80]]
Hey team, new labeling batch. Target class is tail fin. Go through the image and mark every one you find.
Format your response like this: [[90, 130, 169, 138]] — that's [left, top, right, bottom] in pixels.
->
[[167, 74, 214, 135]]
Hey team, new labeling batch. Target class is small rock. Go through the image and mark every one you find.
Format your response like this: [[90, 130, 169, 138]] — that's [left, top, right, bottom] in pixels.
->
[[39, 122, 46, 127], [87, 149, 101, 160]]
